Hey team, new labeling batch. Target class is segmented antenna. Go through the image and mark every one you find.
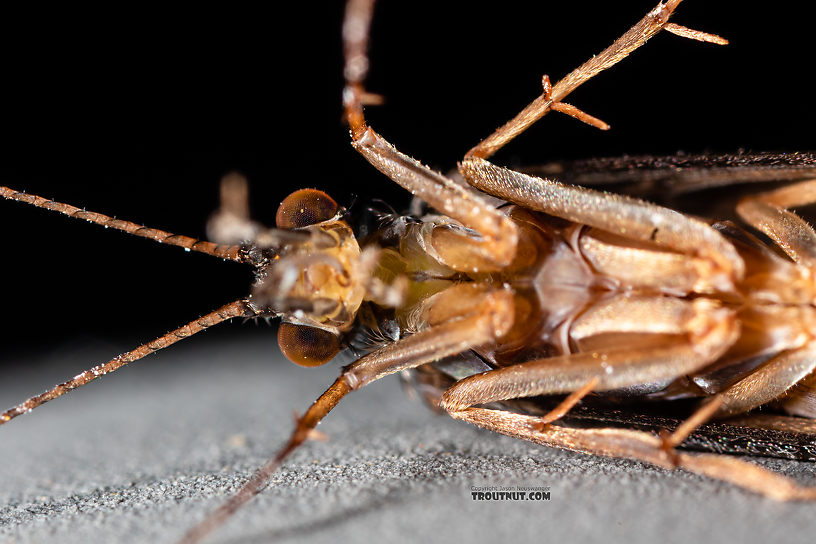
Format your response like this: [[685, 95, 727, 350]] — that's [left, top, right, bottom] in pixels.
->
[[0, 186, 244, 262], [0, 299, 253, 425]]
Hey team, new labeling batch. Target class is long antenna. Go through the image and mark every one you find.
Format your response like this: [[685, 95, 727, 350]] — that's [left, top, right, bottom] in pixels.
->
[[0, 299, 254, 425], [1, 186, 244, 262]]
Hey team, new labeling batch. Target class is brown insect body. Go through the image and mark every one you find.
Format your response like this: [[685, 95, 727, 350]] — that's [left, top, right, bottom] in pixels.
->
[[360, 196, 816, 404], [4, 1, 816, 542]]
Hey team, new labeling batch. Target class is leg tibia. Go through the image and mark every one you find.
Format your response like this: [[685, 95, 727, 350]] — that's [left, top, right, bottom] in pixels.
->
[[458, 158, 744, 288], [716, 343, 816, 416], [450, 407, 816, 500], [466, 0, 727, 159], [441, 304, 737, 413], [353, 128, 518, 271], [737, 179, 816, 266]]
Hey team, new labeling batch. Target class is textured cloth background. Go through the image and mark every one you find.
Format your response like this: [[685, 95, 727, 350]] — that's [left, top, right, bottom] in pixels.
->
[[2, 332, 815, 543]]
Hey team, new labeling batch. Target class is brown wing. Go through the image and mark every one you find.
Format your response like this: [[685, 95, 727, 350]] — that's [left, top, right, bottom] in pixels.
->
[[524, 151, 816, 197], [558, 405, 816, 462]]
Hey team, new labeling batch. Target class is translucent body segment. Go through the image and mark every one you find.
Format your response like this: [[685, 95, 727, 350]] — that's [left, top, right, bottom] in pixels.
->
[[688, 304, 816, 396]]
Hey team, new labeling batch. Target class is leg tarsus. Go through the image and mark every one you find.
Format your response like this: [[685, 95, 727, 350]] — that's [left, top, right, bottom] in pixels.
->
[[466, 1, 727, 159], [530, 377, 599, 431], [659, 395, 725, 466], [342, 0, 377, 138], [669, 396, 725, 448], [178, 376, 352, 544]]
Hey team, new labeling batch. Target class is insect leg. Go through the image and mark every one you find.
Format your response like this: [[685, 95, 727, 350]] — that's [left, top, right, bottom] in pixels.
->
[[440, 299, 814, 497], [535, 377, 600, 426], [465, 0, 727, 160], [351, 129, 519, 271], [660, 395, 725, 451], [713, 342, 816, 416], [780, 370, 816, 418], [343, 0, 517, 272], [0, 186, 245, 262], [736, 178, 816, 266], [179, 286, 514, 544], [578, 233, 731, 294], [0, 299, 254, 425], [459, 159, 744, 287], [441, 298, 737, 414], [448, 406, 816, 500], [571, 295, 729, 340]]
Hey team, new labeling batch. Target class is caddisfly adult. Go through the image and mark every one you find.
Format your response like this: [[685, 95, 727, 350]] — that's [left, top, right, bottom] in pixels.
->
[[2, 1, 816, 543]]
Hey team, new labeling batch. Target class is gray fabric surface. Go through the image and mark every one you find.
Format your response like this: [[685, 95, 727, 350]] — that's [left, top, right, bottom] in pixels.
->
[[2, 332, 816, 544]]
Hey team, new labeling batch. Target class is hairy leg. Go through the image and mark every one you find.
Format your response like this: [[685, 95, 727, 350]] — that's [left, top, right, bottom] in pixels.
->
[[736, 178, 816, 266], [179, 286, 514, 543], [449, 407, 816, 500]]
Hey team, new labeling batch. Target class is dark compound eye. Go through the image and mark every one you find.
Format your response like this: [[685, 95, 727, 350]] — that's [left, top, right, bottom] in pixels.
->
[[276, 189, 338, 229], [277, 323, 341, 367]]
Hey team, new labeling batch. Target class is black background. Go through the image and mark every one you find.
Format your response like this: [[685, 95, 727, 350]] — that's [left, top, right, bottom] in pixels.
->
[[1, 2, 813, 363]]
